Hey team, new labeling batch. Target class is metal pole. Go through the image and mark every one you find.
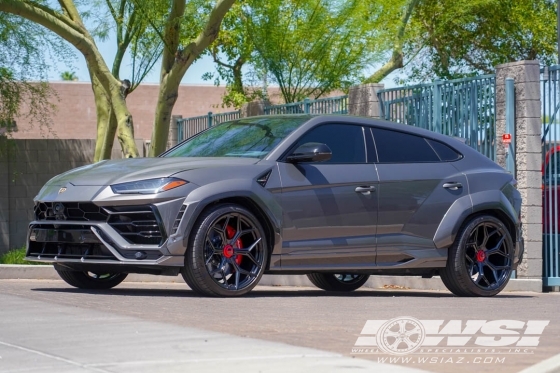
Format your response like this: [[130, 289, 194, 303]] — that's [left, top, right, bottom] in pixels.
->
[[557, 0, 560, 63]]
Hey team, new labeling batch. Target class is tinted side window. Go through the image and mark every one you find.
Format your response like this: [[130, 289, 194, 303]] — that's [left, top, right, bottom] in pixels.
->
[[372, 128, 439, 163], [427, 139, 462, 161], [294, 124, 366, 163]]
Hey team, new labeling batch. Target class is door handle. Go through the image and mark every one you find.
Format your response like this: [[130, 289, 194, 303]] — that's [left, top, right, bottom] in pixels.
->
[[355, 186, 376, 194], [443, 182, 462, 190]]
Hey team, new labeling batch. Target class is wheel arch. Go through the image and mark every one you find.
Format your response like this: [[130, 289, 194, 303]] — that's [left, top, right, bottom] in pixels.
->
[[434, 191, 519, 249], [183, 194, 278, 270]]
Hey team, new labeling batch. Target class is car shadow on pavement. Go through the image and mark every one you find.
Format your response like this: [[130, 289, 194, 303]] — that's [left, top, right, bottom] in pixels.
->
[[30, 287, 535, 299]]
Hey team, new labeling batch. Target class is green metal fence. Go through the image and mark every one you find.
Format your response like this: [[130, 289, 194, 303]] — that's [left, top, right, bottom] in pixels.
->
[[377, 75, 496, 160], [177, 110, 241, 141], [177, 96, 348, 141], [264, 96, 348, 115], [541, 64, 560, 287]]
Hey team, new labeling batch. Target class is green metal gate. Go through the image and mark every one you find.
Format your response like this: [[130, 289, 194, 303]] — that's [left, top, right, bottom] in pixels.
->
[[377, 75, 496, 160]]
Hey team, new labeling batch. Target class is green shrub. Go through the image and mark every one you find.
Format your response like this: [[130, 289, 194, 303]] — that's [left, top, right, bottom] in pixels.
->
[[0, 247, 42, 265]]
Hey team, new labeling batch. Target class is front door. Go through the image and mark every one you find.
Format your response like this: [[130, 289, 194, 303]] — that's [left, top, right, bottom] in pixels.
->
[[278, 123, 378, 270]]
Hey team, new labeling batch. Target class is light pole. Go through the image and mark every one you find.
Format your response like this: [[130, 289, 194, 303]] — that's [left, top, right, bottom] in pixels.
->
[[558, 0, 560, 63]]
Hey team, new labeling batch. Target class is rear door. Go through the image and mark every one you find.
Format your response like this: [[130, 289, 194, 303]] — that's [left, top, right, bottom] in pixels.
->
[[278, 123, 379, 270], [370, 127, 468, 266]]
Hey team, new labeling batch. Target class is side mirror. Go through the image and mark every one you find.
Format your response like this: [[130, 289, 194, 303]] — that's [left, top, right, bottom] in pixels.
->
[[286, 142, 332, 163]]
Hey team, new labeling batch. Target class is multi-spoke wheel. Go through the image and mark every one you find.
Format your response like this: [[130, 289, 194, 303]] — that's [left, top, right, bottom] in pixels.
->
[[55, 267, 127, 289], [307, 273, 369, 292], [181, 204, 267, 297], [440, 215, 514, 297]]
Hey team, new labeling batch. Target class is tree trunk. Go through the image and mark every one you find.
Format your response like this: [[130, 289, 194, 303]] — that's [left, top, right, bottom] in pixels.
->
[[149, 76, 178, 157], [92, 75, 117, 161]]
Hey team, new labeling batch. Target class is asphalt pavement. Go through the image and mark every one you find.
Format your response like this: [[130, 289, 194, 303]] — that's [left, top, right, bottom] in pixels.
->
[[0, 279, 559, 373]]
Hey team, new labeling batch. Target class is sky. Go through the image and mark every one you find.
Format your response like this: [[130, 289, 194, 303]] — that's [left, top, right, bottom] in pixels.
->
[[49, 33, 218, 85]]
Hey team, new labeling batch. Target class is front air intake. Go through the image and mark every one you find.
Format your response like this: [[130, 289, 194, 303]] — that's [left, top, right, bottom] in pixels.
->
[[106, 205, 166, 245]]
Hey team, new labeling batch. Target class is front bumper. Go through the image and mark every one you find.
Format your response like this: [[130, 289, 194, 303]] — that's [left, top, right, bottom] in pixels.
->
[[26, 199, 191, 269], [26, 221, 184, 267]]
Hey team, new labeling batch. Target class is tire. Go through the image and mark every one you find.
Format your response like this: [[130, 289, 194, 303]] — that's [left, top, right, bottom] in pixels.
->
[[181, 204, 268, 297], [307, 273, 370, 292], [440, 214, 514, 297], [55, 269, 127, 290]]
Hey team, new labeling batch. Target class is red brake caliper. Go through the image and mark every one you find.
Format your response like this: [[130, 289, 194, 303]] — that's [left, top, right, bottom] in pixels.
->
[[226, 225, 243, 265], [476, 250, 486, 262]]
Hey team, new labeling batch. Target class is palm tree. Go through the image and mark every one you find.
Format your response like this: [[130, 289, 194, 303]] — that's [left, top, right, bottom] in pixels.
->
[[60, 71, 78, 81]]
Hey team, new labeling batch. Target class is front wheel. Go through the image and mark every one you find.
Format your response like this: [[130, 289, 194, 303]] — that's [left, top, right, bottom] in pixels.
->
[[181, 204, 268, 297], [55, 269, 127, 289], [440, 215, 514, 297], [307, 273, 370, 292]]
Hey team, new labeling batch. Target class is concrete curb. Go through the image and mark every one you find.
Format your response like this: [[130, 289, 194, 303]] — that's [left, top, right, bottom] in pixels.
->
[[0, 264, 543, 292]]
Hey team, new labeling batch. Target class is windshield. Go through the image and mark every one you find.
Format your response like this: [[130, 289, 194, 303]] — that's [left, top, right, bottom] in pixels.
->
[[164, 116, 310, 159]]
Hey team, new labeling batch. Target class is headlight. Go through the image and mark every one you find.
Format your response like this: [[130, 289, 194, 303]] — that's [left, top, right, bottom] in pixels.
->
[[111, 178, 188, 194]]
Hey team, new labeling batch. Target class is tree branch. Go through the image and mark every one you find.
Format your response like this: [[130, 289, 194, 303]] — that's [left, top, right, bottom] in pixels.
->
[[1, 0, 93, 55], [174, 0, 236, 77], [364, 0, 419, 83], [57, 0, 84, 28]]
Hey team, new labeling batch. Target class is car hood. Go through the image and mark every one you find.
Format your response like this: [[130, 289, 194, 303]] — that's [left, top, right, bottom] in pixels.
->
[[48, 157, 260, 186]]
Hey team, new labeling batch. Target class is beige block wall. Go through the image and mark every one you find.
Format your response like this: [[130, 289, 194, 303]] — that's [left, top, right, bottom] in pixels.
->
[[11, 82, 287, 141], [11, 82, 231, 141]]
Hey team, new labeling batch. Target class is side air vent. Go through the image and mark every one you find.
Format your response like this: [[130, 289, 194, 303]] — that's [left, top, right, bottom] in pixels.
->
[[256, 170, 272, 187], [172, 205, 187, 235]]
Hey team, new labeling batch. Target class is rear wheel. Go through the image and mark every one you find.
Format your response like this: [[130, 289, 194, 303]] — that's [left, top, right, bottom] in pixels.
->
[[181, 204, 268, 297], [307, 273, 369, 292], [440, 215, 514, 297], [55, 269, 127, 290]]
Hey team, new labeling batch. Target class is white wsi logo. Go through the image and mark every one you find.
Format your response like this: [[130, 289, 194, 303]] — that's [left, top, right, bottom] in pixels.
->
[[355, 317, 550, 355]]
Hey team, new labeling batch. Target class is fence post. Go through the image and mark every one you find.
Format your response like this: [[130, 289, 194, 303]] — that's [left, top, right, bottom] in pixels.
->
[[496, 60, 542, 281], [168, 115, 181, 150], [348, 83, 385, 118], [207, 112, 213, 128], [432, 80, 442, 133], [241, 100, 271, 117], [304, 98, 311, 114]]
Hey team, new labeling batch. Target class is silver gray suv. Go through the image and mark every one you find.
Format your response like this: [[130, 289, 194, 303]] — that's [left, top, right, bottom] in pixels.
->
[[27, 115, 524, 297]]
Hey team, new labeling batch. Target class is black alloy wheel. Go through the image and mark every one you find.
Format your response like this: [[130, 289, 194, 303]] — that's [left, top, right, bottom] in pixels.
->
[[182, 204, 267, 297], [307, 273, 370, 292], [440, 215, 514, 297], [55, 268, 128, 289]]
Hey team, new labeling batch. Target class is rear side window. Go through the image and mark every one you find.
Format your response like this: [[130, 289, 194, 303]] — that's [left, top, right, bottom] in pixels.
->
[[371, 128, 439, 163], [427, 139, 462, 161], [294, 123, 366, 163]]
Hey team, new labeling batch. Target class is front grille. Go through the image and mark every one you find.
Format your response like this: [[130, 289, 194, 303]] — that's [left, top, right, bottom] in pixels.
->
[[34, 202, 108, 221], [106, 206, 164, 245]]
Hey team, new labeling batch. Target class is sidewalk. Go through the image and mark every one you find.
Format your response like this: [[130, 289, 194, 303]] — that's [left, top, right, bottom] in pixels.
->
[[0, 292, 429, 373]]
